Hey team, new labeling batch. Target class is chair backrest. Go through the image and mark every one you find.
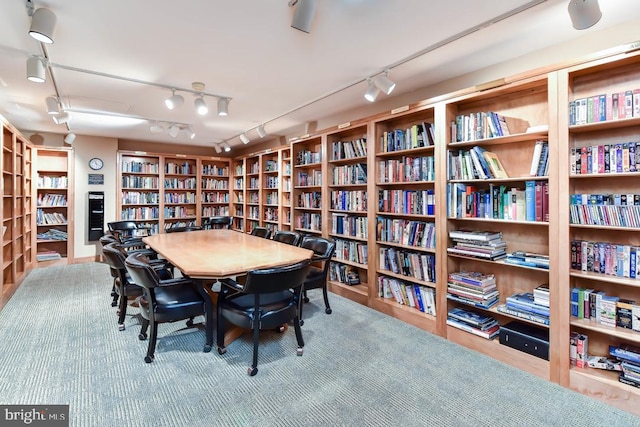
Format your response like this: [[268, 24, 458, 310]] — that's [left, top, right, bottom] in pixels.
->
[[102, 242, 130, 283], [203, 216, 232, 229], [241, 261, 310, 294], [165, 225, 202, 233], [272, 230, 302, 246], [124, 252, 165, 291], [250, 226, 271, 239], [300, 236, 336, 274], [107, 221, 147, 242]]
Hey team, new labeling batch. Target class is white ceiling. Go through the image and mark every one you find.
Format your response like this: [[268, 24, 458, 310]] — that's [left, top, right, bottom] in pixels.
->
[[0, 0, 639, 152]]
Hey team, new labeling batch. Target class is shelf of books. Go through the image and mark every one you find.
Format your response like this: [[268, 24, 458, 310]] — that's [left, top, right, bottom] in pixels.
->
[[292, 135, 324, 236], [280, 147, 292, 231], [200, 156, 231, 227], [34, 147, 74, 265], [231, 158, 245, 231], [163, 155, 198, 230], [371, 105, 439, 333], [443, 74, 555, 380], [262, 150, 280, 235], [559, 50, 640, 413], [325, 123, 370, 306], [118, 151, 161, 234], [245, 154, 261, 234]]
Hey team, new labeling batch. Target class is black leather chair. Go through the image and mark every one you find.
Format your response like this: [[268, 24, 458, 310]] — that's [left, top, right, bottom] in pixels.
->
[[250, 226, 271, 239], [125, 252, 206, 363], [99, 234, 120, 307], [165, 225, 202, 233], [202, 216, 232, 230], [299, 236, 336, 325], [107, 221, 149, 251], [272, 230, 302, 246], [216, 260, 310, 376]]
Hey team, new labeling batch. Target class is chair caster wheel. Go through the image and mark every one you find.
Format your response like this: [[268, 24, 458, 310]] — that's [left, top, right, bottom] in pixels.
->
[[144, 355, 154, 363], [248, 367, 258, 376], [116, 309, 121, 316], [325, 308, 332, 314], [118, 324, 125, 331], [300, 319, 304, 326], [138, 333, 147, 340], [217, 347, 227, 355], [111, 301, 118, 307], [277, 325, 285, 333], [203, 344, 212, 353], [186, 318, 194, 327], [296, 347, 304, 356], [303, 297, 310, 303]]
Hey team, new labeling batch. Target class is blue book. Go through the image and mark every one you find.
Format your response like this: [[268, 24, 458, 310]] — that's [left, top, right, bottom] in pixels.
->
[[525, 181, 536, 221]]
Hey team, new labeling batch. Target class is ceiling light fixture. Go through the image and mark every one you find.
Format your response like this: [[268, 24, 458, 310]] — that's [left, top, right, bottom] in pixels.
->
[[185, 127, 196, 140], [289, 0, 317, 33], [222, 142, 231, 152], [213, 144, 222, 154], [52, 112, 70, 125], [257, 125, 267, 138], [164, 90, 184, 110], [149, 122, 164, 134], [45, 96, 59, 114], [568, 0, 602, 30], [28, 7, 56, 44], [364, 79, 380, 102], [217, 98, 229, 116], [240, 133, 250, 144], [63, 133, 76, 144], [194, 97, 208, 116], [373, 71, 396, 95], [26, 56, 46, 83], [168, 124, 180, 138]]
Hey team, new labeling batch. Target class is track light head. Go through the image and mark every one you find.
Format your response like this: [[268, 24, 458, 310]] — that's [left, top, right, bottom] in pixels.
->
[[149, 123, 164, 134], [364, 80, 380, 102], [52, 112, 70, 125], [240, 133, 250, 144], [568, 0, 602, 30], [194, 97, 208, 115], [168, 124, 180, 138], [222, 142, 231, 152], [257, 125, 267, 138], [29, 8, 56, 44], [214, 144, 222, 154], [64, 133, 76, 144], [373, 72, 396, 95], [26, 56, 46, 83], [45, 96, 59, 114], [164, 90, 184, 110], [185, 127, 196, 140], [290, 0, 317, 33], [217, 98, 229, 116]]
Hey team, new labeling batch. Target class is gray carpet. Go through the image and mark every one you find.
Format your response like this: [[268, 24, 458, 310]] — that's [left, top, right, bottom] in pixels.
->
[[0, 263, 639, 427]]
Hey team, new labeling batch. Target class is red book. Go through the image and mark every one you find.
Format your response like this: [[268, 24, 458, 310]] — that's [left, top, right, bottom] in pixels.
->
[[535, 182, 543, 222], [542, 182, 549, 223]]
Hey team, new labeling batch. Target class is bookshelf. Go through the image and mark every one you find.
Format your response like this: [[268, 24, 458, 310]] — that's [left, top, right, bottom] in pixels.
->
[[371, 106, 440, 333], [280, 147, 292, 231], [163, 155, 197, 230], [200, 156, 231, 221], [442, 74, 556, 381], [262, 150, 280, 235], [292, 136, 324, 235], [245, 153, 261, 234], [325, 123, 370, 306], [34, 146, 74, 264], [231, 157, 245, 231], [118, 152, 161, 234], [558, 50, 640, 411]]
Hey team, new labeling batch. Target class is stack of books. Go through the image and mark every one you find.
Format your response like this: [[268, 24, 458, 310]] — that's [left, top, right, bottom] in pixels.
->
[[499, 291, 550, 325], [504, 251, 549, 269], [446, 271, 499, 309], [447, 230, 507, 260], [446, 307, 500, 340], [36, 251, 62, 261], [610, 344, 640, 389]]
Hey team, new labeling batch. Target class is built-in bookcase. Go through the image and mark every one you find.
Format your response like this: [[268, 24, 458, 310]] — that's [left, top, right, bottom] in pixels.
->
[[292, 136, 324, 235], [245, 154, 261, 233], [163, 155, 197, 230], [232, 158, 245, 231], [262, 150, 280, 235], [281, 147, 292, 231], [200, 157, 230, 220], [119, 152, 161, 234]]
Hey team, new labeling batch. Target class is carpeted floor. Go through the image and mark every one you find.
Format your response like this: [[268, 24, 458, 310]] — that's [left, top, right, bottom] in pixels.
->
[[0, 262, 639, 427]]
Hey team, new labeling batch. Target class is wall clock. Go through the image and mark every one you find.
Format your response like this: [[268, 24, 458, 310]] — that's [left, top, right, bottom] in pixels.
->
[[89, 157, 104, 170]]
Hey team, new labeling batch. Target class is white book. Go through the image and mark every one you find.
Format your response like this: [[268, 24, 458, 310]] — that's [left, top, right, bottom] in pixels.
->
[[530, 140, 544, 176]]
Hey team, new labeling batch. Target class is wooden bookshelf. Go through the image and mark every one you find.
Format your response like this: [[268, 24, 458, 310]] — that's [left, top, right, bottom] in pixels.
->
[[200, 156, 231, 221], [163, 154, 198, 230], [231, 157, 245, 232], [118, 151, 161, 233], [280, 147, 292, 231], [292, 136, 324, 235]]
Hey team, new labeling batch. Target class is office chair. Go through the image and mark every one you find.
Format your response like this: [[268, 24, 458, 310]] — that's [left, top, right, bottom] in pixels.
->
[[299, 236, 336, 326], [165, 225, 202, 233], [99, 234, 121, 307], [216, 260, 310, 376], [107, 220, 149, 252], [125, 252, 206, 363], [272, 230, 302, 246], [202, 216, 232, 229], [250, 226, 271, 239]]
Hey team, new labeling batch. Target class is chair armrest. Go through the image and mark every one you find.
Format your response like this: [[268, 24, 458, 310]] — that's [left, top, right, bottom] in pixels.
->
[[220, 277, 244, 291], [157, 277, 194, 287]]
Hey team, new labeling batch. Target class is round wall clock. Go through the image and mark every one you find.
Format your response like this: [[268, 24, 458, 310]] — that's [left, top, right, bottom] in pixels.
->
[[89, 157, 104, 170]]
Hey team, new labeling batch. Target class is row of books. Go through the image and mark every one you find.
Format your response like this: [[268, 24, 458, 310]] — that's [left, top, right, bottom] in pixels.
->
[[37, 175, 68, 189], [446, 271, 498, 309], [201, 164, 229, 176], [331, 214, 367, 239], [263, 176, 279, 189], [297, 192, 321, 209], [294, 212, 321, 231], [570, 287, 638, 330], [568, 89, 640, 126], [202, 206, 229, 217], [330, 190, 367, 212], [505, 290, 550, 318], [331, 138, 367, 160], [296, 170, 322, 187], [451, 111, 517, 143], [378, 156, 435, 183], [164, 178, 197, 189], [331, 163, 367, 185], [571, 239, 640, 279], [379, 247, 436, 283], [447, 307, 500, 340], [35, 251, 62, 261], [296, 149, 321, 166], [36, 210, 67, 225], [379, 122, 435, 153], [570, 193, 640, 228], [376, 217, 436, 250], [201, 178, 229, 190], [447, 229, 507, 261], [447, 181, 549, 222], [37, 193, 67, 207], [503, 251, 550, 269], [378, 275, 436, 315], [570, 142, 640, 175], [378, 189, 435, 216], [264, 160, 278, 172], [121, 191, 160, 205], [36, 228, 67, 241], [164, 192, 196, 204], [529, 140, 550, 177], [121, 161, 159, 174], [334, 238, 368, 265], [329, 262, 360, 286], [121, 176, 158, 189], [165, 161, 195, 175], [121, 207, 160, 220], [447, 146, 509, 180]]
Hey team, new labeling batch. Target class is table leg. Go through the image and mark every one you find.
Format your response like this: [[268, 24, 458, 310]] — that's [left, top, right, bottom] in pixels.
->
[[194, 278, 215, 352]]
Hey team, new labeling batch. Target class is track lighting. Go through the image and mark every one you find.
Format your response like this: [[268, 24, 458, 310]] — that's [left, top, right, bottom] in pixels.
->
[[373, 71, 396, 95], [168, 124, 180, 138], [149, 122, 164, 134], [52, 112, 70, 125], [29, 8, 56, 44], [257, 125, 267, 138], [214, 144, 222, 154], [27, 56, 46, 83], [45, 96, 59, 114], [240, 133, 250, 144], [63, 133, 76, 144], [568, 0, 602, 30], [194, 97, 208, 115], [217, 98, 229, 116], [222, 143, 231, 152], [289, 0, 317, 33], [164, 90, 184, 110], [364, 79, 380, 102], [185, 127, 196, 140]]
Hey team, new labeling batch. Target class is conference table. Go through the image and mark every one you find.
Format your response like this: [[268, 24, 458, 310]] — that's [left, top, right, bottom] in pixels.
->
[[143, 229, 314, 351]]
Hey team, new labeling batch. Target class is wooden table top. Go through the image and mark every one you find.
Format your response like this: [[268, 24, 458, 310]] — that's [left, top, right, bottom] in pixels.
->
[[143, 229, 314, 278]]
